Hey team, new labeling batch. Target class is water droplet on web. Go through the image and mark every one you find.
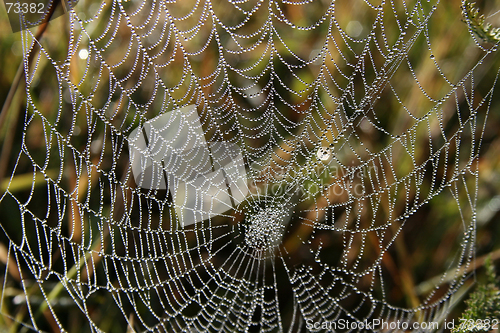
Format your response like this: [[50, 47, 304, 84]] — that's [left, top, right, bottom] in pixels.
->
[[316, 147, 331, 161]]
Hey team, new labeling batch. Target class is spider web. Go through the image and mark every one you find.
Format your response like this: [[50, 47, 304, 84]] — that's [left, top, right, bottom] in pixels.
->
[[0, 0, 499, 331]]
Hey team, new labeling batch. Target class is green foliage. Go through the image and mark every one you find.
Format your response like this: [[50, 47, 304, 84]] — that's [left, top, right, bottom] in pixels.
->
[[452, 257, 500, 332], [462, 1, 500, 43]]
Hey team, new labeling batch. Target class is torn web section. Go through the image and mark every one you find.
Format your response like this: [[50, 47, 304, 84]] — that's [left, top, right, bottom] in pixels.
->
[[209, 141, 249, 204], [128, 105, 249, 228]]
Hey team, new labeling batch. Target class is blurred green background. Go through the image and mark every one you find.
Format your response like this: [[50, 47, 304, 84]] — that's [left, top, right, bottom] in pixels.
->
[[0, 0, 500, 332]]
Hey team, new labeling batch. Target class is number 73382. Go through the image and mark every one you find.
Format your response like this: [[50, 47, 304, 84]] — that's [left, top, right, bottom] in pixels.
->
[[5, 2, 45, 14]]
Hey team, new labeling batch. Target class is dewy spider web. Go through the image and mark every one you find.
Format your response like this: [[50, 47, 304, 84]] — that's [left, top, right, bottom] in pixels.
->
[[0, 0, 499, 331]]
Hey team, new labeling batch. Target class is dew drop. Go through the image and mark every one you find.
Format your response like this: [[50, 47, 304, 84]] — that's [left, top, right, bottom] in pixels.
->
[[316, 147, 332, 161]]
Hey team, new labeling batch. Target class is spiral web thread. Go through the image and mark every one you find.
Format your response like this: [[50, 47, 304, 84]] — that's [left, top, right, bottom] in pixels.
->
[[0, 0, 498, 331]]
